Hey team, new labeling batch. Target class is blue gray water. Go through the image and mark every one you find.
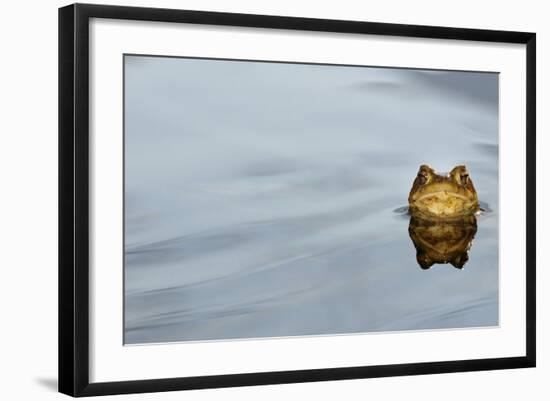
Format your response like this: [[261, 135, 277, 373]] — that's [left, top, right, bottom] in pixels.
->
[[124, 55, 499, 344]]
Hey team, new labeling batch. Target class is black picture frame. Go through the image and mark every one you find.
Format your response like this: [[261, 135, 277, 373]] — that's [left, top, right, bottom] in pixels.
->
[[59, 3, 536, 397]]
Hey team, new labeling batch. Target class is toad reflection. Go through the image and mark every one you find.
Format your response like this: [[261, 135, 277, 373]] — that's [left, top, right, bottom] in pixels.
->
[[407, 164, 479, 269], [408, 215, 477, 269]]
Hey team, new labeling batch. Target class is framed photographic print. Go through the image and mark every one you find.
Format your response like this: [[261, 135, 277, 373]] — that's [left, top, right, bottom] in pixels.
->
[[58, 3, 536, 397]]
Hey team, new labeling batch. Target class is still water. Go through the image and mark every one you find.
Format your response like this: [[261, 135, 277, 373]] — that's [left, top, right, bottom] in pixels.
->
[[124, 56, 499, 344]]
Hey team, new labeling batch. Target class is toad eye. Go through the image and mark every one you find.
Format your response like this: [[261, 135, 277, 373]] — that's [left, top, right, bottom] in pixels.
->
[[417, 172, 428, 185], [460, 173, 469, 184]]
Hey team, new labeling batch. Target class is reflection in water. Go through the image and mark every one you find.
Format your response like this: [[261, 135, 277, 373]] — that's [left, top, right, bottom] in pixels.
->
[[408, 215, 477, 270]]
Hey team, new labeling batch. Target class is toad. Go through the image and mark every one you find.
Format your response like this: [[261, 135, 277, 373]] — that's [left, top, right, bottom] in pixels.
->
[[408, 165, 479, 219]]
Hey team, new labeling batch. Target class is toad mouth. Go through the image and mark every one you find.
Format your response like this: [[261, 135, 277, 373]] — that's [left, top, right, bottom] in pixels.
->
[[415, 191, 472, 203]]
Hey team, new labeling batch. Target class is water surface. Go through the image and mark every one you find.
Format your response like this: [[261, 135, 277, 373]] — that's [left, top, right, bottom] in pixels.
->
[[124, 56, 499, 344]]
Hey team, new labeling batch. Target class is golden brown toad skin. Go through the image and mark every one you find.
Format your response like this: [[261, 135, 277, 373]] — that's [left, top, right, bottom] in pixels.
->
[[408, 164, 479, 219]]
